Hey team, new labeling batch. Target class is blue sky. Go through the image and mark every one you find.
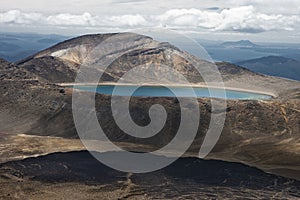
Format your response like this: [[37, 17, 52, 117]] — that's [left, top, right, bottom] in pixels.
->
[[1, 0, 300, 42]]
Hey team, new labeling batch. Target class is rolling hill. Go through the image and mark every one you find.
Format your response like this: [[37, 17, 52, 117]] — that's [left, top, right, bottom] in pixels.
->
[[237, 56, 300, 81]]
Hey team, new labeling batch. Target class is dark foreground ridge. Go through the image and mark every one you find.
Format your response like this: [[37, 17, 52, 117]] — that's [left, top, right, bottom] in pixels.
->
[[0, 151, 299, 200]]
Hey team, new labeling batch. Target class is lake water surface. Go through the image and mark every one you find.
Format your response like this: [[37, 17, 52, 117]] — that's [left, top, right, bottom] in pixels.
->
[[72, 85, 272, 100]]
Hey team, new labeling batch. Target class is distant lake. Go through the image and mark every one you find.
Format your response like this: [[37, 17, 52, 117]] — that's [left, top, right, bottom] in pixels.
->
[[71, 85, 272, 100]]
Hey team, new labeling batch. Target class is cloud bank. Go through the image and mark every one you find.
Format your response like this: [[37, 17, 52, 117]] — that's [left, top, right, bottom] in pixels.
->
[[157, 6, 299, 32], [0, 6, 299, 33]]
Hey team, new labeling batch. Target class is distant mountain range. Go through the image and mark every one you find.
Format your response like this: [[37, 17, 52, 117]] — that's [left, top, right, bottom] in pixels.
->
[[237, 56, 300, 81], [201, 39, 300, 63], [0, 32, 299, 81], [1, 32, 299, 65], [0, 33, 69, 62], [221, 40, 258, 48]]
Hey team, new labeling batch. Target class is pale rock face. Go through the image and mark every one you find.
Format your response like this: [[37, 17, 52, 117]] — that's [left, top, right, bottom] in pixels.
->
[[50, 45, 91, 65]]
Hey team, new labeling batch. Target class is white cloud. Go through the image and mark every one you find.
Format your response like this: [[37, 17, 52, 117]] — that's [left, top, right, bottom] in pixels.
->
[[0, 10, 148, 28], [155, 6, 300, 32], [0, 7, 299, 33], [154, 8, 222, 28], [104, 14, 148, 27], [47, 13, 99, 26], [46, 13, 148, 27], [0, 10, 43, 24], [226, 0, 300, 15], [1, 0, 299, 17]]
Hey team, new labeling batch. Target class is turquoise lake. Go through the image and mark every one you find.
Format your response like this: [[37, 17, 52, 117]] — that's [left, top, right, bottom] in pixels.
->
[[72, 85, 272, 100]]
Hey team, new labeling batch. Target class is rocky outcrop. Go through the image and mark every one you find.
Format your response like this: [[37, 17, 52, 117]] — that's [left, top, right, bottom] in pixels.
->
[[0, 58, 11, 69]]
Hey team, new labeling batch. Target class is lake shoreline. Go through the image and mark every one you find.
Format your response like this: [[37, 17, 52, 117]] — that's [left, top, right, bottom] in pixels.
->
[[58, 82, 276, 97]]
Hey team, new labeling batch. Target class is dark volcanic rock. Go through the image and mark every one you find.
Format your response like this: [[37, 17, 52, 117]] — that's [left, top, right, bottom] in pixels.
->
[[0, 151, 299, 199], [0, 58, 36, 81], [18, 56, 77, 83], [0, 58, 11, 69]]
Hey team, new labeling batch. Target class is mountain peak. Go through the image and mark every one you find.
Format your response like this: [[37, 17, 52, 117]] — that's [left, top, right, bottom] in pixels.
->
[[16, 32, 205, 83], [16, 32, 154, 65]]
